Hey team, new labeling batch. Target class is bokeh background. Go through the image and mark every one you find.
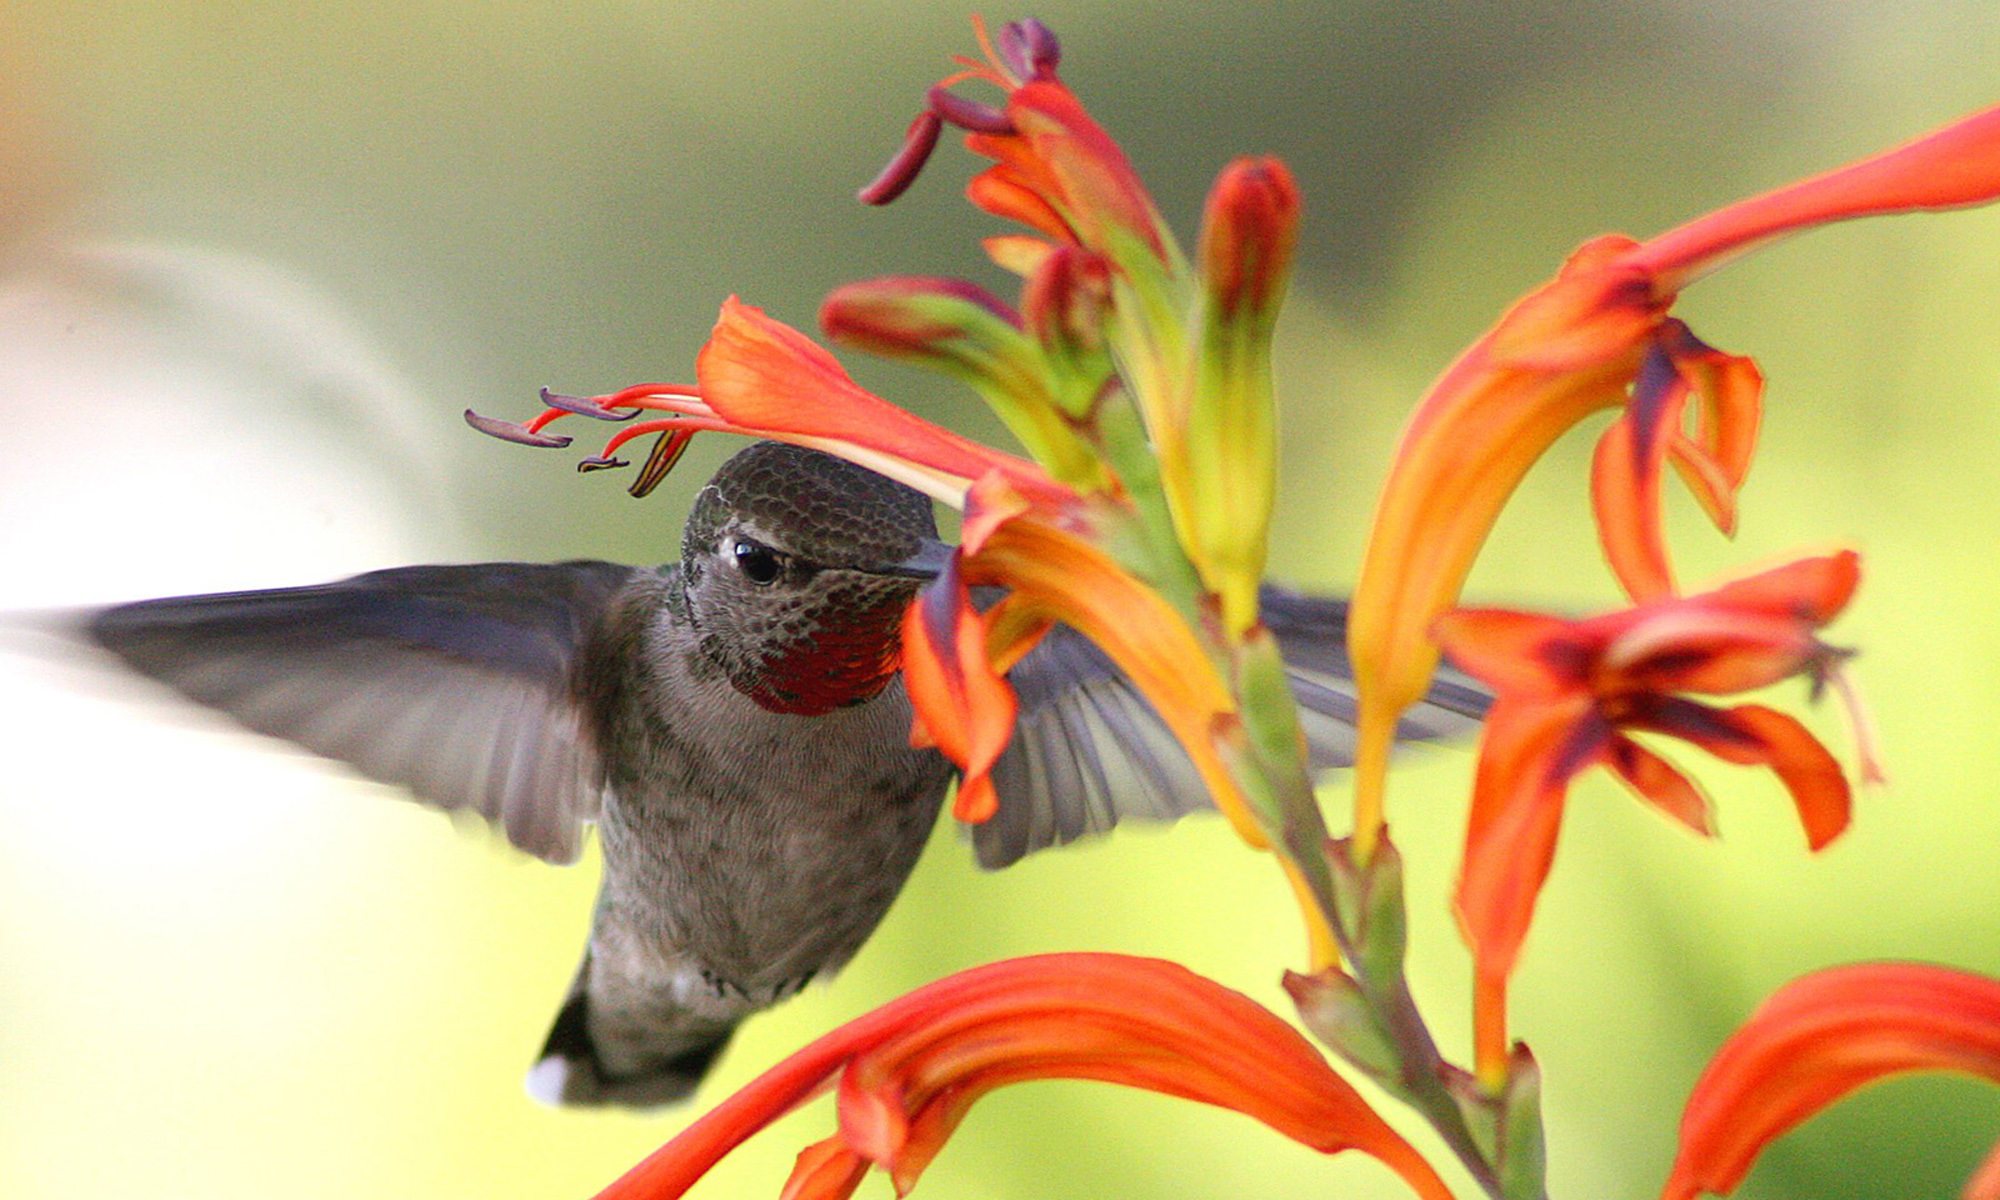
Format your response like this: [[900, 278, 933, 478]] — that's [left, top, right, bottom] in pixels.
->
[[2, 3, 1998, 1198]]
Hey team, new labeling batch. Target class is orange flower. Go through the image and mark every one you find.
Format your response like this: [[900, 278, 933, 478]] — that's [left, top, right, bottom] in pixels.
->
[[590, 953, 1455, 1200], [1347, 102, 2000, 854], [1663, 962, 2000, 1200], [1432, 551, 1864, 1083], [859, 19, 1302, 637]]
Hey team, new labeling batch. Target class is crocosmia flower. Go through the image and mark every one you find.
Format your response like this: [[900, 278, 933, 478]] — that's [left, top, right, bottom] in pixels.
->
[[1432, 550, 1866, 1079], [591, 953, 1456, 1200], [1664, 962, 2000, 1200], [1346, 102, 2000, 852]]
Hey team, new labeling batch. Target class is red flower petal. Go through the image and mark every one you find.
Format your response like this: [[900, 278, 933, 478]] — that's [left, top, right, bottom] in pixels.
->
[[1603, 734, 1716, 837], [900, 558, 1018, 824], [597, 954, 1456, 1200], [698, 297, 1055, 497], [1628, 700, 1850, 851], [1434, 608, 1591, 695], [1664, 963, 2000, 1200], [1456, 697, 1606, 989]]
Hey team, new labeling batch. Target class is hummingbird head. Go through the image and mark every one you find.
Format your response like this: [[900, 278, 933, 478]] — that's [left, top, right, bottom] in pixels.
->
[[679, 440, 949, 716]]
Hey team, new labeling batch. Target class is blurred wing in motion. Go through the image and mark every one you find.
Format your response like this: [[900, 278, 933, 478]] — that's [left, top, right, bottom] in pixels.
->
[[85, 561, 637, 864], [974, 583, 1489, 869]]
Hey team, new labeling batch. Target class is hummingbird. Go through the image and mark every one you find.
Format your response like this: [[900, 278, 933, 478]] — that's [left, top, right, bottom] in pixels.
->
[[82, 438, 1486, 1108]]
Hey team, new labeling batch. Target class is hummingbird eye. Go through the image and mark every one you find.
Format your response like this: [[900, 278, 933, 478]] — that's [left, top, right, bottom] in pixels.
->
[[731, 538, 786, 585]]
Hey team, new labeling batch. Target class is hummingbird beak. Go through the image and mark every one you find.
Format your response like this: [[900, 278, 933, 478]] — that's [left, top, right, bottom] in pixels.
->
[[876, 537, 957, 580]]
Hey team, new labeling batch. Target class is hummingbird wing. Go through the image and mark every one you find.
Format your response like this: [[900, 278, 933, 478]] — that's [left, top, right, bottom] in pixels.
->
[[972, 583, 1490, 869], [84, 561, 637, 865]]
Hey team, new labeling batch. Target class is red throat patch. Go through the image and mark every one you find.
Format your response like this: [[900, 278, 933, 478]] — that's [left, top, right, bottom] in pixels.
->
[[736, 592, 912, 716]]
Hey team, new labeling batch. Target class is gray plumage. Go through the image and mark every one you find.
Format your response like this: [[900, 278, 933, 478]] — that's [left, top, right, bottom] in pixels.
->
[[82, 439, 1487, 1107]]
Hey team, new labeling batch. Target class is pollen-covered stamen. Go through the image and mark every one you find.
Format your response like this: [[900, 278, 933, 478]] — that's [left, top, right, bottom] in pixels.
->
[[577, 454, 628, 472], [996, 19, 1060, 81], [860, 111, 943, 206], [927, 84, 1013, 135], [539, 387, 642, 421], [463, 409, 574, 448]]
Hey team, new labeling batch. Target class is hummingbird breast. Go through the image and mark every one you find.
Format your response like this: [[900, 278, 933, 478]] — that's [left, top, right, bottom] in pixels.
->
[[581, 569, 953, 1003]]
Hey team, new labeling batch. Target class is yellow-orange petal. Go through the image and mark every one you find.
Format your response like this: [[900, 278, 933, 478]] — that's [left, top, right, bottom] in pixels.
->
[[1349, 354, 1634, 849], [1664, 962, 2000, 1200], [960, 510, 1266, 848]]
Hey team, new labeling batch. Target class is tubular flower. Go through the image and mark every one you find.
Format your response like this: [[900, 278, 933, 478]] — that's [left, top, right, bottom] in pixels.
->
[[1431, 550, 1866, 1083], [860, 18, 1304, 637], [590, 953, 1456, 1200], [1346, 101, 2000, 853], [1663, 963, 2000, 1200]]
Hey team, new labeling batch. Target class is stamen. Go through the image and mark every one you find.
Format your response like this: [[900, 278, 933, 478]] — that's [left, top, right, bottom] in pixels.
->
[[1822, 660, 1888, 786], [928, 84, 1013, 135], [463, 409, 573, 448], [539, 387, 641, 421], [996, 19, 1060, 80], [859, 111, 943, 206], [629, 427, 699, 498], [577, 455, 628, 472]]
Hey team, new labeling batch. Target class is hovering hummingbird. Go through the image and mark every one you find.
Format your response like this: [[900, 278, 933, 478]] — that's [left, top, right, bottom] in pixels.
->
[[83, 439, 1485, 1108]]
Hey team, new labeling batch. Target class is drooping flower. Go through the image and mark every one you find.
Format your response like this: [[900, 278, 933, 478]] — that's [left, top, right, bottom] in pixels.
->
[[858, 18, 1303, 638], [589, 953, 1456, 1200], [1346, 102, 2000, 853], [1431, 550, 1867, 1083], [1663, 962, 2000, 1200]]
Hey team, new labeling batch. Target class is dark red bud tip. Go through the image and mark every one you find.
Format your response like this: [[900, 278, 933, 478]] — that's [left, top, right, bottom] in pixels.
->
[[464, 409, 573, 448], [576, 454, 629, 472], [997, 19, 1060, 79], [540, 387, 638, 421], [859, 110, 944, 206], [927, 84, 1014, 134]]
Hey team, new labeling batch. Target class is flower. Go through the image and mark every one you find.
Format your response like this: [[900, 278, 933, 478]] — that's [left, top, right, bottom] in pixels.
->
[[589, 953, 1456, 1200], [1431, 551, 1865, 1082], [1345, 101, 2000, 854], [858, 18, 1302, 637], [1663, 962, 2000, 1200]]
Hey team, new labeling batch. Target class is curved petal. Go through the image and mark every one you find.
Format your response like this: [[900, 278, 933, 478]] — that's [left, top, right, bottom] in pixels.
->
[[1348, 351, 1634, 844], [1604, 734, 1715, 837], [1434, 608, 1590, 696], [1664, 963, 2000, 1200], [1663, 323, 1762, 535], [1705, 548, 1861, 625], [1590, 343, 1690, 601], [1628, 699, 1850, 851], [1456, 697, 1605, 989], [901, 556, 1019, 823], [598, 954, 1456, 1200], [1636, 102, 2000, 290], [698, 297, 1065, 503]]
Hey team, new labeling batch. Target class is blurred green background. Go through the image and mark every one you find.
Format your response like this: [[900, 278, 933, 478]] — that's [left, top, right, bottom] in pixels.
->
[[2, 2, 1998, 1198]]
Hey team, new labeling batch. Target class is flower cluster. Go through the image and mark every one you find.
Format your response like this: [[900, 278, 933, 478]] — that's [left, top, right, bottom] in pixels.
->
[[471, 15, 2000, 1200]]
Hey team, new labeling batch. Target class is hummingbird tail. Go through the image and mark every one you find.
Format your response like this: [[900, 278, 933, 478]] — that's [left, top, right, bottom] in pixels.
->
[[524, 969, 738, 1109]]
